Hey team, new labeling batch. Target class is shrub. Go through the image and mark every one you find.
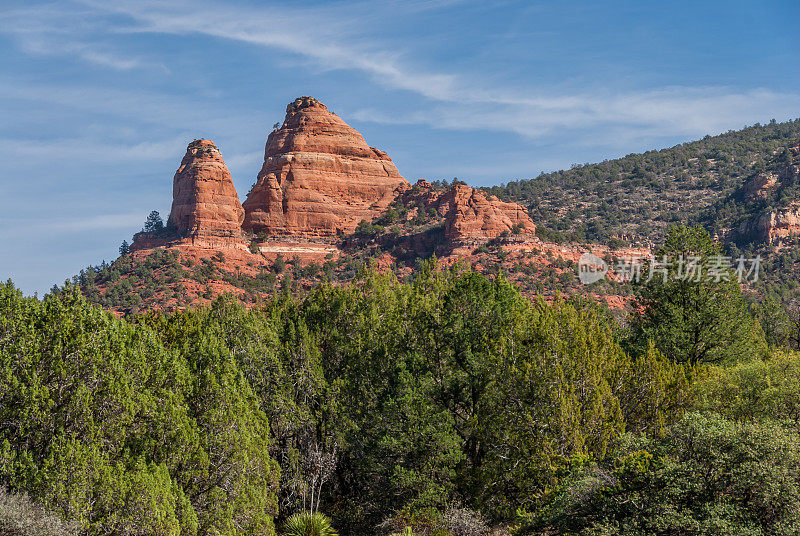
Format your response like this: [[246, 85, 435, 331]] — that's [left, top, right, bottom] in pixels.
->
[[529, 412, 800, 535], [274, 254, 286, 274], [440, 508, 487, 536], [378, 508, 447, 536], [0, 487, 78, 536], [282, 512, 338, 536], [692, 351, 800, 426]]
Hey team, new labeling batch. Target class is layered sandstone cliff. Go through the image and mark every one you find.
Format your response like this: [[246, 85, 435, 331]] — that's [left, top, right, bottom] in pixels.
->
[[242, 96, 410, 237], [130, 98, 537, 262], [168, 139, 245, 243], [744, 204, 800, 245]]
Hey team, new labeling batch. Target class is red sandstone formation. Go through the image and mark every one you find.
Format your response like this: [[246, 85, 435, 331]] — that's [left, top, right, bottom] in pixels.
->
[[403, 180, 536, 241], [168, 139, 245, 244], [437, 184, 536, 240], [242, 96, 410, 237]]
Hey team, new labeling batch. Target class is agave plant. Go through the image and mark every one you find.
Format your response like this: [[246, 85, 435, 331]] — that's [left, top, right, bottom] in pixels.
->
[[282, 511, 338, 536]]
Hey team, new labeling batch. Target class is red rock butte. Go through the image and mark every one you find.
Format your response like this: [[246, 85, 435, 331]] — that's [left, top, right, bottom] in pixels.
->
[[168, 139, 245, 244], [242, 96, 410, 237]]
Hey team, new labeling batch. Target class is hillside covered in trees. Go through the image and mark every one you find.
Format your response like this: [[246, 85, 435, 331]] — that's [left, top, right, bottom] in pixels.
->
[[488, 119, 800, 246]]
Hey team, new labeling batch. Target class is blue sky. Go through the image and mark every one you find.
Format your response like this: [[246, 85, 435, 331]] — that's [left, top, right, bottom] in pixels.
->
[[1, 0, 798, 295]]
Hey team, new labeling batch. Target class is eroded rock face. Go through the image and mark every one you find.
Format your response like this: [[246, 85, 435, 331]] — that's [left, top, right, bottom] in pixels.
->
[[168, 139, 245, 242], [742, 172, 780, 201], [435, 184, 536, 240], [741, 203, 800, 245], [242, 96, 410, 237], [400, 180, 535, 241], [736, 144, 800, 244]]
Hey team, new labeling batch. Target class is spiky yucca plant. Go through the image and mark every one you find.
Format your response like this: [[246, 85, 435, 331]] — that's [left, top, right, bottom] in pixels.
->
[[282, 512, 338, 536]]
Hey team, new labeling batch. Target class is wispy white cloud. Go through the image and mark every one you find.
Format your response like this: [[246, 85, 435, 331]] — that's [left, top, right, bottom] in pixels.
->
[[354, 86, 800, 143], [80, 0, 800, 145], [0, 4, 163, 71], [51, 213, 144, 233], [86, 0, 462, 100], [4, 0, 798, 146], [224, 150, 264, 174], [19, 35, 151, 71], [0, 136, 186, 164]]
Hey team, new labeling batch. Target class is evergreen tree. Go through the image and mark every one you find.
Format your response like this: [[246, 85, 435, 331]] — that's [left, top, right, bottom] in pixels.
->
[[143, 211, 164, 233], [628, 225, 766, 365], [119, 240, 130, 256]]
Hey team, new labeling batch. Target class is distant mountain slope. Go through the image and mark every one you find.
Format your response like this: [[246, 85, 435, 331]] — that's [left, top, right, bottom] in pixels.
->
[[487, 119, 800, 247]]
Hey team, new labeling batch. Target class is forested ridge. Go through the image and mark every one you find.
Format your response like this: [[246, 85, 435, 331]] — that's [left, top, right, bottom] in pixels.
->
[[488, 119, 800, 246], [5, 226, 800, 535]]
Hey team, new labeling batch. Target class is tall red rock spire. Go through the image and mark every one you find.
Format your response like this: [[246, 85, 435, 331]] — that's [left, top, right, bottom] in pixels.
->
[[168, 139, 245, 242], [242, 96, 410, 237]]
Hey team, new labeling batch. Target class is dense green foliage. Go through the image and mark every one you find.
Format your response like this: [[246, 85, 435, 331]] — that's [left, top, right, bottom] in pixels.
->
[[692, 351, 800, 427], [1, 265, 692, 535], [0, 283, 279, 535], [488, 119, 800, 245], [7, 251, 800, 535], [528, 412, 800, 535], [293, 265, 688, 525]]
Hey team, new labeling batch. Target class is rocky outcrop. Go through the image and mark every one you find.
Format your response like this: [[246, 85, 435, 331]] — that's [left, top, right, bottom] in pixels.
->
[[735, 144, 800, 245], [168, 139, 245, 243], [437, 184, 536, 240], [242, 96, 410, 237], [401, 180, 535, 241], [129, 98, 538, 268], [742, 172, 780, 201], [739, 203, 800, 245]]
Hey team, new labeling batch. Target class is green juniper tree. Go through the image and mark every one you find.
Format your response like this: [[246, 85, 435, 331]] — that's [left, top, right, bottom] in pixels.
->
[[0, 283, 279, 536], [627, 225, 766, 365]]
